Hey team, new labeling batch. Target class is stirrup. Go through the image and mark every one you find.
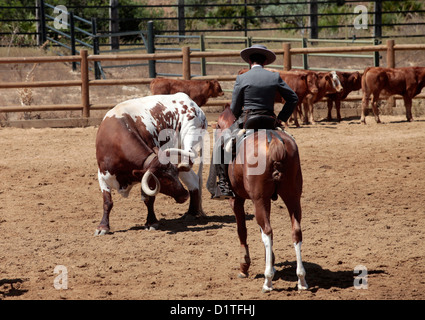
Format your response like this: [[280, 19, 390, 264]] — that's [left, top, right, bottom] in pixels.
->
[[212, 185, 235, 200]]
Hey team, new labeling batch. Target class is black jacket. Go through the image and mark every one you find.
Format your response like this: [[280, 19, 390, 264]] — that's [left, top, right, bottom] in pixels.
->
[[230, 66, 298, 122]]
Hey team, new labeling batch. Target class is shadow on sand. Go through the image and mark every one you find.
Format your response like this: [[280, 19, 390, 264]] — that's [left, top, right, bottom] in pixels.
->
[[255, 260, 386, 293]]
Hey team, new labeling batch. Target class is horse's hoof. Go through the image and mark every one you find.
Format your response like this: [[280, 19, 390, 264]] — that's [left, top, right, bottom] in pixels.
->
[[261, 285, 273, 293], [238, 272, 248, 279], [297, 278, 308, 290], [94, 229, 109, 236]]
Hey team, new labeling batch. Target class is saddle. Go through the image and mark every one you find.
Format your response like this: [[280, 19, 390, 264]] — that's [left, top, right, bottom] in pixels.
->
[[243, 114, 277, 130], [206, 116, 287, 198], [226, 121, 285, 157]]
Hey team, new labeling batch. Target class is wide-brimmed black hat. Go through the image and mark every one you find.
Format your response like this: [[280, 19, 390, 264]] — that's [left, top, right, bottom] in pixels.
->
[[240, 44, 276, 65]]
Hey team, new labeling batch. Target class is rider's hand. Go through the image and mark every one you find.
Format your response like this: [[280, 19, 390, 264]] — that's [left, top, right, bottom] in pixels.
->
[[275, 118, 284, 128]]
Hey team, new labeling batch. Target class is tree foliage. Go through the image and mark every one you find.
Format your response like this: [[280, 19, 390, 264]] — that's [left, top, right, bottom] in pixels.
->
[[0, 0, 164, 45], [184, 0, 260, 31]]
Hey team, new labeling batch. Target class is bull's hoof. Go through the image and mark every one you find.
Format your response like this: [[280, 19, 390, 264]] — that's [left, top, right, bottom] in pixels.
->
[[145, 223, 159, 231], [181, 213, 198, 221], [238, 272, 248, 279], [181, 210, 206, 220]]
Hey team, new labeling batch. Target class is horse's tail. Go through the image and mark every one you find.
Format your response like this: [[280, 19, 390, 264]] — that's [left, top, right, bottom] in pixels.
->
[[268, 131, 286, 182]]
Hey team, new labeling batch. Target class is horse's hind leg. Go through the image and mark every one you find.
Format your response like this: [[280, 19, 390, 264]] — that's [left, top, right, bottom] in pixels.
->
[[253, 199, 275, 292], [281, 192, 308, 290], [230, 197, 250, 278]]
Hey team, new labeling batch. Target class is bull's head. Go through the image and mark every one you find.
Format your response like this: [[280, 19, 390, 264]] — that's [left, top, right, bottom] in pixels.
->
[[139, 148, 196, 204]]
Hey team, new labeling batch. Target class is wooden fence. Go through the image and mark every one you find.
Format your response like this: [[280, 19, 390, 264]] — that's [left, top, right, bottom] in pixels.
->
[[1, 39, 425, 127]]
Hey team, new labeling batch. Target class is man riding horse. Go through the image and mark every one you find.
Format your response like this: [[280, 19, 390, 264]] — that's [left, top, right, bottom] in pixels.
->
[[212, 44, 299, 199]]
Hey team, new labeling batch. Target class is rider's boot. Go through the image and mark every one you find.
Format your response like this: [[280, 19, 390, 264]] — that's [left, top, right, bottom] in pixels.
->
[[212, 163, 235, 200]]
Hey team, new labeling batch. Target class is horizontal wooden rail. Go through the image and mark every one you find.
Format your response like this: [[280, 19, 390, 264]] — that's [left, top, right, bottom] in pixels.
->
[[188, 75, 237, 81], [89, 78, 153, 86], [0, 80, 82, 89], [0, 56, 81, 64], [0, 104, 83, 113], [393, 44, 425, 51], [87, 52, 184, 61], [290, 44, 388, 54], [190, 51, 241, 59]]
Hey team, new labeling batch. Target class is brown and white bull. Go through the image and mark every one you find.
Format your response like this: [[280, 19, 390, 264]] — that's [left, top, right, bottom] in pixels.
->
[[150, 78, 224, 107], [95, 92, 207, 235]]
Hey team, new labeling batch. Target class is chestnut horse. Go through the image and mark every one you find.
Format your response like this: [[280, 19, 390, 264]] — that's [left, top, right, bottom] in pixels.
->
[[215, 106, 308, 292]]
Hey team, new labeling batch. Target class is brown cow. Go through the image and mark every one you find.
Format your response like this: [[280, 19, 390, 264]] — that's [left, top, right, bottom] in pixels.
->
[[361, 67, 425, 124], [150, 78, 224, 107], [298, 70, 343, 125], [326, 71, 362, 122]]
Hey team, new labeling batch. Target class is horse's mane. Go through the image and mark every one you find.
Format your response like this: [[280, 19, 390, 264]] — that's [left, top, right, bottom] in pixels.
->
[[217, 103, 235, 130]]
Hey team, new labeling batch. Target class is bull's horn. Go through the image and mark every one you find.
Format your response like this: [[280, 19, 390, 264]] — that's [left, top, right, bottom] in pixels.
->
[[163, 148, 197, 159], [141, 170, 160, 197]]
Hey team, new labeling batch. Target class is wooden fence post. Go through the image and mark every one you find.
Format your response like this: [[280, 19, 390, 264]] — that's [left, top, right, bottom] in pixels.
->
[[182, 46, 191, 80], [80, 50, 90, 118], [386, 39, 396, 111], [283, 43, 291, 71], [386, 39, 395, 68]]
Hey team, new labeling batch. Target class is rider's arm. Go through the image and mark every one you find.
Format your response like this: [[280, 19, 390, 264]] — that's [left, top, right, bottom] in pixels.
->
[[276, 76, 298, 122], [230, 75, 245, 118]]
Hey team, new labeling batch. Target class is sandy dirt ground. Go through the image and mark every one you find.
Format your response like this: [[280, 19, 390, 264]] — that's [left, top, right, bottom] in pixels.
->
[[1, 112, 425, 300]]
